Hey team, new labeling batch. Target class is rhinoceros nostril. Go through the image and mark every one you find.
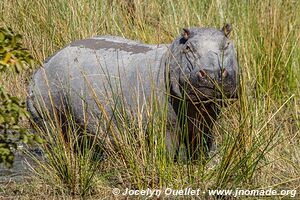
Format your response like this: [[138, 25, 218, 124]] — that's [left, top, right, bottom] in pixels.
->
[[197, 69, 206, 79], [222, 68, 228, 78]]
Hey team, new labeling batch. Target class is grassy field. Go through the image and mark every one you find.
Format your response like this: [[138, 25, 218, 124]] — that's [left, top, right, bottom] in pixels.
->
[[0, 0, 299, 199]]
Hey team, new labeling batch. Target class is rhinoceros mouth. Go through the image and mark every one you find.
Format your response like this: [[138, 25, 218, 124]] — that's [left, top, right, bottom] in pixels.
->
[[186, 88, 238, 105], [190, 98, 238, 105]]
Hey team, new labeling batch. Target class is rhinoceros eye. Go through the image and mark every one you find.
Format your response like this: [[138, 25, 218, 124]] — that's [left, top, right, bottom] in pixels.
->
[[183, 44, 192, 54], [223, 41, 230, 50]]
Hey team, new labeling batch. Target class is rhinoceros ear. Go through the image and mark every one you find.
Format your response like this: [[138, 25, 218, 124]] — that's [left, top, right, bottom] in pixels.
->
[[180, 28, 190, 44], [222, 23, 232, 37], [182, 28, 190, 40]]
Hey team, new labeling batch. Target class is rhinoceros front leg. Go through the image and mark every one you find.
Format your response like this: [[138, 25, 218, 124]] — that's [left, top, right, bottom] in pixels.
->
[[165, 105, 180, 160], [186, 103, 219, 160]]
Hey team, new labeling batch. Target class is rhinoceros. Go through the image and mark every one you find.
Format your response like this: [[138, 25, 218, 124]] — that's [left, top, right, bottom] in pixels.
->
[[27, 24, 238, 159]]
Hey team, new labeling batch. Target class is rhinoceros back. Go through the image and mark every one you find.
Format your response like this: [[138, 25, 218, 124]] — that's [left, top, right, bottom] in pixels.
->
[[27, 36, 168, 131]]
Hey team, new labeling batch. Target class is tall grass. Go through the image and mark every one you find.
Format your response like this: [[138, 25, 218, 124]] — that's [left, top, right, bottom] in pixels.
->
[[26, 96, 104, 197], [0, 0, 299, 199]]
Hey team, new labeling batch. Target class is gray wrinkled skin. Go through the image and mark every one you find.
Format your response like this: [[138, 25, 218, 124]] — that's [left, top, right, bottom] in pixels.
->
[[27, 26, 238, 160]]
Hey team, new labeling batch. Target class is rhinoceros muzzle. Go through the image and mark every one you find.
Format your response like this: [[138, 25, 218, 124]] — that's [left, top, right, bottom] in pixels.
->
[[183, 66, 237, 104]]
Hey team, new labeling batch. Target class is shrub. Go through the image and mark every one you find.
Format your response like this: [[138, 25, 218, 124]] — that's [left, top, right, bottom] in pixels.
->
[[0, 27, 39, 167]]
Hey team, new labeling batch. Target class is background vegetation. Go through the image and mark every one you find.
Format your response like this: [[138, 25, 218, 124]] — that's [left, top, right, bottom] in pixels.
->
[[0, 0, 299, 199], [0, 27, 38, 167]]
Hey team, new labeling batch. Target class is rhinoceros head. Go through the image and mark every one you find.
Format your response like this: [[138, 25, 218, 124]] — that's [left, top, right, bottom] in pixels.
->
[[168, 24, 238, 102]]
